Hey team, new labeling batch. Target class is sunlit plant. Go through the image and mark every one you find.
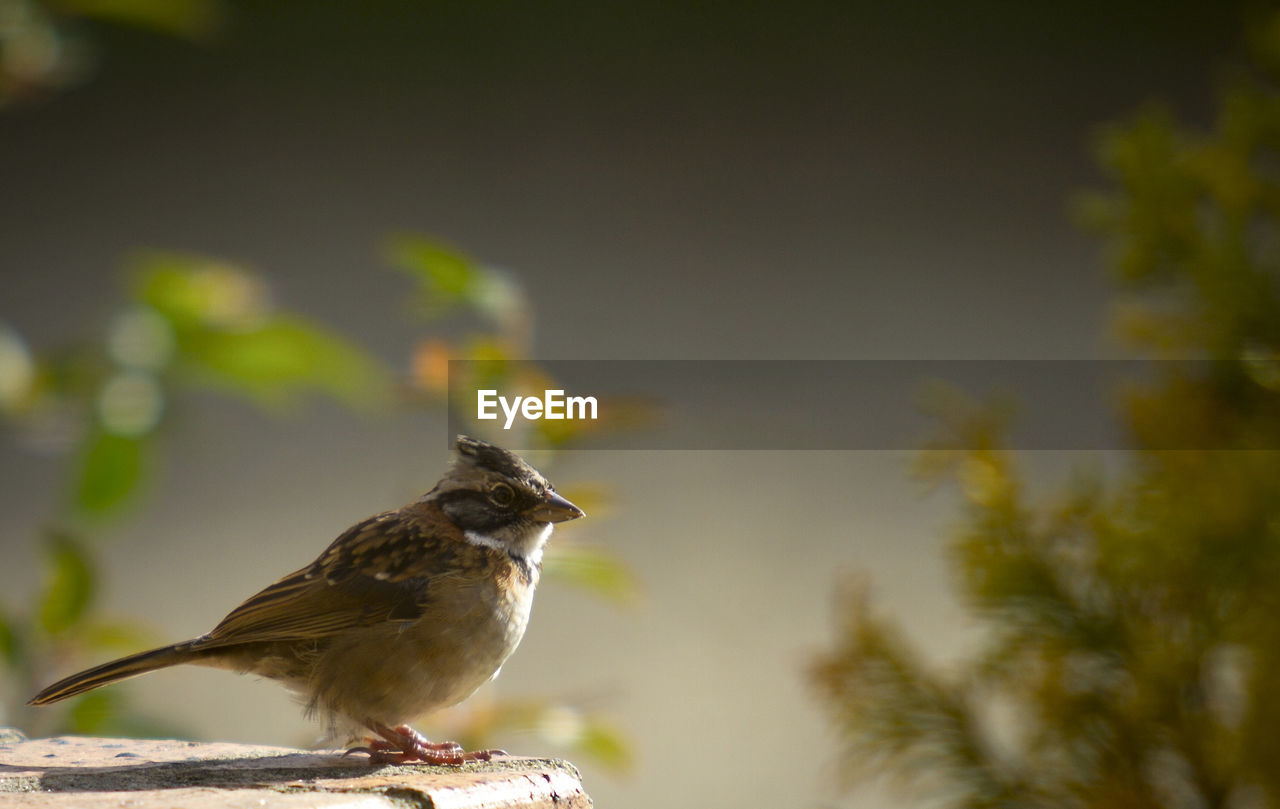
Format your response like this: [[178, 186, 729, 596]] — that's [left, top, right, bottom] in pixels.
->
[[809, 15, 1280, 808]]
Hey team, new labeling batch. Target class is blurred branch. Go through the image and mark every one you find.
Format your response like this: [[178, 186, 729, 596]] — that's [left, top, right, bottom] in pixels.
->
[[810, 581, 1025, 806]]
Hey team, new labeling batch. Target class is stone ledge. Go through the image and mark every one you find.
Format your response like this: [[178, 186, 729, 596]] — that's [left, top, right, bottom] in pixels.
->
[[0, 730, 591, 808]]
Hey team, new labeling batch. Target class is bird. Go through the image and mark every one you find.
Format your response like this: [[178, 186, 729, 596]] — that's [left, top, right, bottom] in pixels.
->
[[28, 435, 584, 764]]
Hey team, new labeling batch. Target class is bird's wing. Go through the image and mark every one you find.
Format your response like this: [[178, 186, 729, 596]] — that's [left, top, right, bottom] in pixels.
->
[[200, 510, 476, 646]]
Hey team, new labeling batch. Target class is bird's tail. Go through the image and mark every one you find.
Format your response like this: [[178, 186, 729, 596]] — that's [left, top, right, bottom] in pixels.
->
[[28, 641, 204, 706]]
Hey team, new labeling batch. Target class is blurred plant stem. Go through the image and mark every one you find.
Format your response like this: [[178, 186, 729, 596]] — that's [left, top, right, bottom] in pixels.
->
[[810, 11, 1280, 809]]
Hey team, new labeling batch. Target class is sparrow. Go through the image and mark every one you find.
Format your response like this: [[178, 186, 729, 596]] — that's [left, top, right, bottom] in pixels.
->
[[29, 435, 584, 765]]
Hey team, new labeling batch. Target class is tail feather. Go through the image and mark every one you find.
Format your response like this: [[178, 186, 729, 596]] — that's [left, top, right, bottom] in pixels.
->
[[28, 642, 203, 706]]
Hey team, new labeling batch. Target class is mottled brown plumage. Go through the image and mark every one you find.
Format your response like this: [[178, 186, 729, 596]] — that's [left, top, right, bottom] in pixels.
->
[[28, 436, 583, 764]]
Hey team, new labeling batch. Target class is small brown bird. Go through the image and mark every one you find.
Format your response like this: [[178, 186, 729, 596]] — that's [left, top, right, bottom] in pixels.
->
[[29, 436, 583, 764]]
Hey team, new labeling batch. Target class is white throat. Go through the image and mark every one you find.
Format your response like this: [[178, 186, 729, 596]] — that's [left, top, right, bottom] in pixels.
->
[[465, 522, 553, 568]]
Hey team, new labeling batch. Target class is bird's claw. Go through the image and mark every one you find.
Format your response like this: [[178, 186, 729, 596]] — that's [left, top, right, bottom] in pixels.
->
[[349, 723, 505, 765]]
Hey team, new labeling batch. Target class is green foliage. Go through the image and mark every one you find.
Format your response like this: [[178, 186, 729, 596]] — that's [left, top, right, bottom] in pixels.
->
[[811, 14, 1280, 809], [390, 235, 480, 311], [575, 717, 633, 772], [0, 608, 19, 669], [1074, 60, 1280, 360], [38, 533, 96, 636], [59, 0, 223, 39], [63, 688, 190, 739], [388, 235, 529, 336], [134, 252, 394, 412], [181, 315, 392, 410], [816, 583, 1030, 804], [74, 432, 147, 518], [67, 690, 122, 736], [542, 543, 641, 607]]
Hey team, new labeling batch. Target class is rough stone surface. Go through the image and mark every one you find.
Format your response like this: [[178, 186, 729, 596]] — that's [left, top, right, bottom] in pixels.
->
[[0, 730, 591, 808]]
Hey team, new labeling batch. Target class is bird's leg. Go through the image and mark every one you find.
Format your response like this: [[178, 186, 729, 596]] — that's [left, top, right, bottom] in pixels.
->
[[349, 722, 506, 765]]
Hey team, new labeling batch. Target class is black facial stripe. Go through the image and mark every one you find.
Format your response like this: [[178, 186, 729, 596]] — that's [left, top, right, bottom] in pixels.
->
[[436, 490, 539, 535], [437, 489, 507, 532]]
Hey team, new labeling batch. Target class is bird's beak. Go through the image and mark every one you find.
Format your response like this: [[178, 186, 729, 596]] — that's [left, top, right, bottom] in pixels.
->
[[528, 490, 585, 523]]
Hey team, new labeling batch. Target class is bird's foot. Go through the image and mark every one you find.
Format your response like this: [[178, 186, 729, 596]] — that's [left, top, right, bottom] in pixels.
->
[[348, 723, 506, 765]]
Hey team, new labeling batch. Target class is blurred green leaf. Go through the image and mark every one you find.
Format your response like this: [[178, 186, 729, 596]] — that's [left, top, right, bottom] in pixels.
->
[[60, 0, 224, 40], [542, 544, 639, 607], [132, 253, 269, 331], [462, 336, 515, 363], [387, 236, 531, 335], [0, 606, 20, 668], [183, 317, 392, 411], [40, 533, 95, 636], [388, 235, 479, 312], [64, 688, 188, 739], [74, 431, 146, 516], [129, 252, 393, 410], [574, 717, 633, 773], [67, 689, 119, 735], [81, 620, 157, 654]]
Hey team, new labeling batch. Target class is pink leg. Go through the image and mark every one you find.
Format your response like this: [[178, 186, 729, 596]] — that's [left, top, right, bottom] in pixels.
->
[[347, 722, 507, 765]]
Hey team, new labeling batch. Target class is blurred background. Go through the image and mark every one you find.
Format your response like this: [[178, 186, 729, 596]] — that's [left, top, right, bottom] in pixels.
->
[[2, 2, 1276, 808]]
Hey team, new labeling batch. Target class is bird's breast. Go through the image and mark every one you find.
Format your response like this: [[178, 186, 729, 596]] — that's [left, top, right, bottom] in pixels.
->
[[407, 550, 539, 704], [308, 546, 541, 728]]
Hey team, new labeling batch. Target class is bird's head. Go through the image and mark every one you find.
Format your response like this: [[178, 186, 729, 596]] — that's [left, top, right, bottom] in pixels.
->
[[429, 436, 584, 562]]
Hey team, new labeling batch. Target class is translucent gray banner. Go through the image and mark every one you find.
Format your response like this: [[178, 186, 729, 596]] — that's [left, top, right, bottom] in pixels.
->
[[444, 360, 1278, 450]]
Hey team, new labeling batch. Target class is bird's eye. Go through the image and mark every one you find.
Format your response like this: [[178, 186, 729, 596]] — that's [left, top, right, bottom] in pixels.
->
[[488, 482, 516, 507]]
